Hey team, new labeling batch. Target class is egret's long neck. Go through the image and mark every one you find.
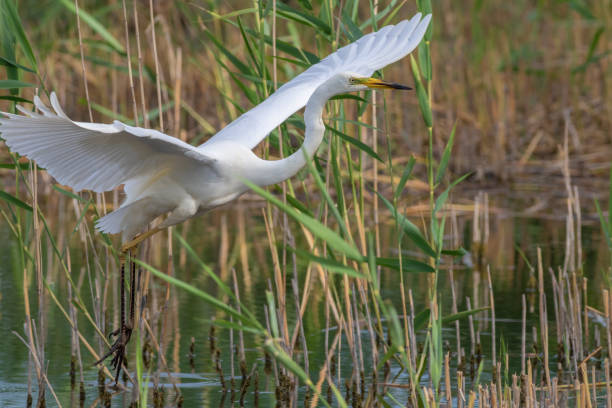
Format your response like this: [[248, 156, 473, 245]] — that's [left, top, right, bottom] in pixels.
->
[[250, 86, 331, 186]]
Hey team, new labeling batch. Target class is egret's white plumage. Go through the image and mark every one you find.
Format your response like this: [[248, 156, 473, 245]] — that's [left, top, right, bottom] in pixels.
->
[[205, 13, 430, 149], [0, 13, 431, 241]]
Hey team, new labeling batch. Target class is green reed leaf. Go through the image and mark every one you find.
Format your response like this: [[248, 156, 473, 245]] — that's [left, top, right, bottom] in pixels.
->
[[180, 100, 216, 134], [329, 139, 346, 220], [296, 0, 312, 11], [0, 56, 35, 73], [244, 178, 364, 262], [609, 166, 612, 233], [326, 124, 383, 162], [263, 338, 335, 408], [285, 194, 313, 217], [135, 325, 147, 407], [275, 2, 331, 36], [473, 360, 485, 390], [394, 155, 416, 201], [220, 62, 259, 105], [567, 0, 595, 20], [265, 291, 280, 338], [0, 79, 34, 89], [237, 18, 265, 80], [375, 342, 401, 372], [410, 56, 432, 127], [381, 393, 402, 408], [274, 38, 319, 65], [358, 1, 401, 31], [429, 307, 443, 392], [381, 4, 406, 27], [0, 190, 32, 212], [0, 162, 40, 170], [433, 172, 471, 215], [414, 306, 490, 332], [328, 382, 348, 408], [329, 93, 367, 103], [441, 248, 468, 257], [204, 30, 253, 77], [289, 247, 365, 279], [59, 0, 125, 54], [571, 25, 608, 73], [595, 200, 611, 251], [387, 304, 406, 350], [246, 28, 319, 65], [274, 55, 310, 69], [136, 259, 263, 332], [208, 319, 264, 335], [199, 6, 255, 24], [418, 42, 431, 81], [340, 9, 363, 42], [444, 307, 490, 324], [52, 185, 86, 202], [586, 27, 605, 62], [376, 257, 435, 273], [304, 151, 350, 239], [173, 231, 261, 324], [0, 95, 32, 103], [435, 123, 456, 184], [417, 0, 433, 41], [328, 117, 380, 130], [68, 54, 127, 73], [0, 5, 18, 86], [2, 1, 37, 70], [377, 192, 436, 258], [413, 308, 430, 332]]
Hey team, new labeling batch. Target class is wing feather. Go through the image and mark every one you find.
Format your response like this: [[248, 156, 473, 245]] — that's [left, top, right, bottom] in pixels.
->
[[203, 13, 431, 150], [0, 93, 215, 193]]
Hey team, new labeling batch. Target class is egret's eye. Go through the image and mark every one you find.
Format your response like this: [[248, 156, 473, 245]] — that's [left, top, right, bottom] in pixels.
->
[[349, 78, 358, 84]]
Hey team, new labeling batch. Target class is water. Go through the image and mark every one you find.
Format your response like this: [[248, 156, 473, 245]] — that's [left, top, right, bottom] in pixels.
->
[[0, 204, 609, 407]]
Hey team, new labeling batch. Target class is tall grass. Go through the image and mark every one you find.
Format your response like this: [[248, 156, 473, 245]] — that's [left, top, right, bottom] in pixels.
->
[[1, 0, 611, 407]]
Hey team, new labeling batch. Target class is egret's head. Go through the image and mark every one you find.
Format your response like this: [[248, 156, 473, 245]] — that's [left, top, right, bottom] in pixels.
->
[[343, 72, 411, 92], [317, 73, 411, 99]]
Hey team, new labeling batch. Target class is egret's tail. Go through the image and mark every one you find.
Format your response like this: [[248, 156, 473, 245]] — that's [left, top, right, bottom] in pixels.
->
[[96, 205, 134, 235], [96, 197, 164, 240]]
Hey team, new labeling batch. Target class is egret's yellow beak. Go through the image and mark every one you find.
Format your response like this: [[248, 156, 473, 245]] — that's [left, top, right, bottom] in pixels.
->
[[354, 77, 412, 90]]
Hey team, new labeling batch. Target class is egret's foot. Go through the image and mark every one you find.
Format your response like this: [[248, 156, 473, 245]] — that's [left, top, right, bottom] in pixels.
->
[[120, 226, 163, 253], [94, 324, 133, 384]]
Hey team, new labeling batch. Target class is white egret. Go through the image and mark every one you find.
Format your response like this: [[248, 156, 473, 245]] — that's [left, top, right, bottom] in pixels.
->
[[0, 12, 431, 382]]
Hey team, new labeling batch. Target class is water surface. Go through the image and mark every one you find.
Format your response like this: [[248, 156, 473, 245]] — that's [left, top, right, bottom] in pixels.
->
[[0, 201, 608, 407]]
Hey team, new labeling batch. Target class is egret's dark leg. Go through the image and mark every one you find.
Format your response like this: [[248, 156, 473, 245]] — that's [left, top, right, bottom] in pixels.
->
[[129, 252, 137, 328], [94, 251, 134, 384]]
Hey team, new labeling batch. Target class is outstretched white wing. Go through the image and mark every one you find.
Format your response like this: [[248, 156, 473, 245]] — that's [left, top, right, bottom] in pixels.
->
[[202, 13, 431, 150], [0, 93, 215, 193]]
